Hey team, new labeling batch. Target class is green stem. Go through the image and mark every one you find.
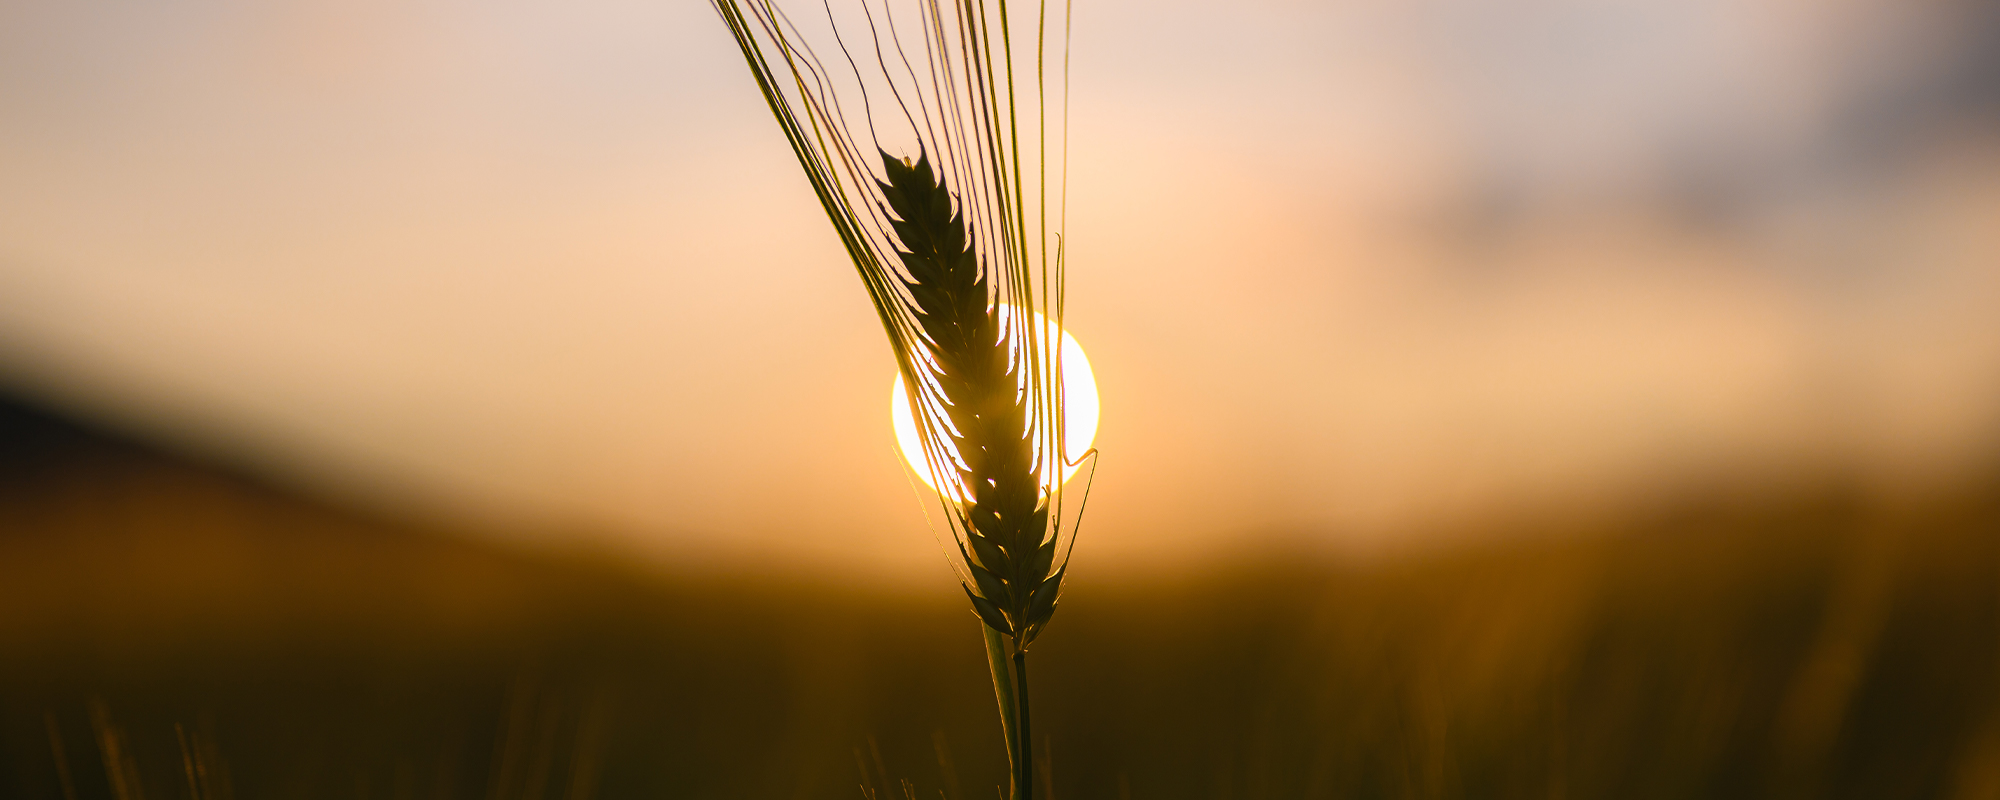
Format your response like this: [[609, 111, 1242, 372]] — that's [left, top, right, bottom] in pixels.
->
[[982, 625, 1021, 797], [1013, 650, 1033, 800]]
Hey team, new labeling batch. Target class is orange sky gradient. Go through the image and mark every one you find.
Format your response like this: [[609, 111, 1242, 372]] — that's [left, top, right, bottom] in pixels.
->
[[2, 0, 1997, 581]]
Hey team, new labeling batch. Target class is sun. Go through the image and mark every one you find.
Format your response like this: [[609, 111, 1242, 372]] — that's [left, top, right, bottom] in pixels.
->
[[892, 310, 1099, 499]]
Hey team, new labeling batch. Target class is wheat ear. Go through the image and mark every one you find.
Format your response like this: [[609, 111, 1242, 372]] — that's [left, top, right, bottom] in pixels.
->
[[711, 2, 1083, 797], [879, 152, 1063, 649]]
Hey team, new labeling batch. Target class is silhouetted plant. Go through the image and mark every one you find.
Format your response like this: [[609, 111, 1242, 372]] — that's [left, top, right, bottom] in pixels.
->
[[711, 2, 1090, 797]]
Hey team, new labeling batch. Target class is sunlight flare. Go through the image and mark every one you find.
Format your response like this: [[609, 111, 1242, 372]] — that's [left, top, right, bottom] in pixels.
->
[[893, 308, 1098, 500]]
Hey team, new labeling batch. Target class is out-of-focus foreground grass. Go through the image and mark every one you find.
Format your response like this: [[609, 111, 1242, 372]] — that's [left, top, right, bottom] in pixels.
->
[[2, 395, 1997, 800]]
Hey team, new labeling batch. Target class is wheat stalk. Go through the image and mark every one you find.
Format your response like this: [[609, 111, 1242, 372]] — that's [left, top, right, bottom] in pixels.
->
[[710, 2, 1088, 797]]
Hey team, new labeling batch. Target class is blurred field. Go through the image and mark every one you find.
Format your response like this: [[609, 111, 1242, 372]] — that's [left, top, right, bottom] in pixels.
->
[[3, 394, 1999, 800]]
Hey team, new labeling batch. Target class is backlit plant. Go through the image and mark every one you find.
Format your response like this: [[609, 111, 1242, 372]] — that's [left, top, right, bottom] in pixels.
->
[[711, 1, 1092, 797]]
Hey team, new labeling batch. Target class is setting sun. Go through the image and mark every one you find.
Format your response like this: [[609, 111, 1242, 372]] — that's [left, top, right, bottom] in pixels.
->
[[891, 309, 1099, 499]]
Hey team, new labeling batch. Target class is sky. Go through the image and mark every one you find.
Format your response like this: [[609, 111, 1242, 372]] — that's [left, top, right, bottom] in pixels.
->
[[2, 0, 1998, 580]]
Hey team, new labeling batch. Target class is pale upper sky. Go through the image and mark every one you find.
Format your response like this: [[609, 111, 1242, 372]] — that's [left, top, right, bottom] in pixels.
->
[[2, 0, 1997, 580]]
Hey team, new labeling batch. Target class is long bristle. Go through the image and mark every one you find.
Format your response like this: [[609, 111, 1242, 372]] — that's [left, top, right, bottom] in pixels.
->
[[712, 0, 1082, 653]]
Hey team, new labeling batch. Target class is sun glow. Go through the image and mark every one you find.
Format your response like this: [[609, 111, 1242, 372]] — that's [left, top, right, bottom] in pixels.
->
[[892, 310, 1099, 499]]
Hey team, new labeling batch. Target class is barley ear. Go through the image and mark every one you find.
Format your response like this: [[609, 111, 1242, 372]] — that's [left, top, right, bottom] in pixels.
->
[[878, 150, 1064, 651]]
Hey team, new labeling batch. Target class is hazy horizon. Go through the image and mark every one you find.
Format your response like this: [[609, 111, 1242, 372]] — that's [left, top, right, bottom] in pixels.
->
[[3, 0, 1997, 579]]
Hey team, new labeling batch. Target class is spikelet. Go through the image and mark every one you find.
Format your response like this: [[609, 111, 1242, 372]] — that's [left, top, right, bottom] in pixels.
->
[[877, 153, 1062, 646], [710, 0, 1087, 655]]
